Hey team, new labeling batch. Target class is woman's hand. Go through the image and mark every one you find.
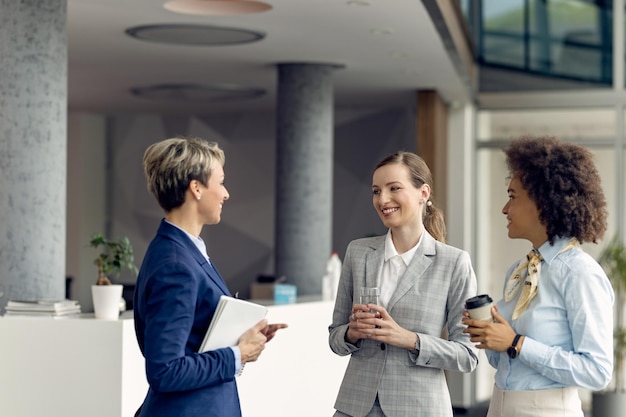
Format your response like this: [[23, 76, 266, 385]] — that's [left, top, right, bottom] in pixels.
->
[[238, 319, 268, 363], [261, 322, 288, 343], [355, 304, 417, 350], [345, 303, 378, 344], [462, 306, 517, 351]]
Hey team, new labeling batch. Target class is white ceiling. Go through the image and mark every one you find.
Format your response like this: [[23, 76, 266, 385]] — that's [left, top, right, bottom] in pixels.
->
[[67, 0, 471, 114]]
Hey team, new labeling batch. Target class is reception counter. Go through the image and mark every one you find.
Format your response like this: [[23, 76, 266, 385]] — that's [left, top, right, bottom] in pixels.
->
[[0, 300, 469, 416], [0, 301, 347, 417], [238, 299, 473, 414], [0, 314, 148, 417], [237, 300, 349, 416]]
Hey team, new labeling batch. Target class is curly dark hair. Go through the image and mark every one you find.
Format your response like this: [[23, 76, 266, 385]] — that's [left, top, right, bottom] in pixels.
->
[[504, 135, 607, 245]]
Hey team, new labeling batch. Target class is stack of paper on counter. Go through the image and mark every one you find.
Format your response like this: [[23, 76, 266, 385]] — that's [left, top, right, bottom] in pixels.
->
[[199, 295, 268, 352], [4, 299, 81, 318]]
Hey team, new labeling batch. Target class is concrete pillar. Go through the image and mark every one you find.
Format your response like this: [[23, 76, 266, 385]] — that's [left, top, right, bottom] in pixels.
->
[[275, 63, 337, 296], [0, 1, 67, 309]]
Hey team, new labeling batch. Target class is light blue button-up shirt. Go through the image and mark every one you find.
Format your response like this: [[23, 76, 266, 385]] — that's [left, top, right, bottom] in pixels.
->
[[486, 237, 614, 391]]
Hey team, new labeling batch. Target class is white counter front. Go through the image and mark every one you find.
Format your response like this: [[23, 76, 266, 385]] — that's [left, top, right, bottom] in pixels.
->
[[0, 301, 349, 417], [238, 300, 349, 417], [0, 315, 148, 417], [0, 300, 473, 416], [0, 302, 346, 417]]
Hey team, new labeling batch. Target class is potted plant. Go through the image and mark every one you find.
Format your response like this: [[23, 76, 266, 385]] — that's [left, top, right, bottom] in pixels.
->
[[89, 233, 138, 319], [592, 236, 626, 417]]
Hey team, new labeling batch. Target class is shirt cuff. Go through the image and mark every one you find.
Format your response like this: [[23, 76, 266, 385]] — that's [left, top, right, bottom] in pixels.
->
[[408, 333, 421, 361], [230, 346, 243, 375], [517, 335, 548, 366]]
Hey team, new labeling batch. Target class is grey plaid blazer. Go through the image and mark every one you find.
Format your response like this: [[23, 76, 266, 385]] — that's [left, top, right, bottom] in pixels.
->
[[328, 231, 479, 417]]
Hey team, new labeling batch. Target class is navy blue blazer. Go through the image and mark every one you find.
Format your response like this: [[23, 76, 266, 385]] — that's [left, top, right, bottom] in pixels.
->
[[134, 220, 240, 417]]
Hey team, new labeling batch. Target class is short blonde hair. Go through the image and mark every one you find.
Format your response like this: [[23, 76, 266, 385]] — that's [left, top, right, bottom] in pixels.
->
[[143, 137, 225, 212]]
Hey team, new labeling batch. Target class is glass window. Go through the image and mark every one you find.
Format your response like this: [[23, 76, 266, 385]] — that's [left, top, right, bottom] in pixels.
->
[[482, 0, 526, 68], [545, 0, 610, 82], [475, 0, 612, 90]]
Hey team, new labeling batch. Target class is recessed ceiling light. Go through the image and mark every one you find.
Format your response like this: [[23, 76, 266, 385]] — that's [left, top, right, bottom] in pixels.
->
[[370, 27, 394, 36], [125, 24, 265, 46], [390, 51, 409, 59], [130, 83, 266, 102], [164, 0, 272, 16]]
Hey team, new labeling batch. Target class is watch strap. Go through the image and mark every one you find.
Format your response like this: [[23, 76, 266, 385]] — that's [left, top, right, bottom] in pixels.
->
[[507, 334, 522, 359]]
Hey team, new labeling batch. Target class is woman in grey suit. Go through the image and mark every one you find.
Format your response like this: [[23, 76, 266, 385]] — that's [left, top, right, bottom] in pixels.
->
[[329, 151, 479, 417]]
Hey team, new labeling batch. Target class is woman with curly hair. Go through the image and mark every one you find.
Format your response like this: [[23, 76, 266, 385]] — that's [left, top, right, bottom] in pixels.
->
[[463, 136, 614, 417]]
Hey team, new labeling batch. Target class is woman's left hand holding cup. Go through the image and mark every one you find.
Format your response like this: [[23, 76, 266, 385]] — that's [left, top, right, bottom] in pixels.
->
[[346, 303, 378, 344]]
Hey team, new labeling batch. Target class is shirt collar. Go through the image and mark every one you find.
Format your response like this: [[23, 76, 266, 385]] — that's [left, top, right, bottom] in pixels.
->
[[384, 228, 422, 265], [537, 236, 572, 265], [165, 219, 210, 261]]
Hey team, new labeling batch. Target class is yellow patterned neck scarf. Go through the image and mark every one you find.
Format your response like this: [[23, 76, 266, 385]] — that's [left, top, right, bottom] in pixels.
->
[[505, 239, 579, 320]]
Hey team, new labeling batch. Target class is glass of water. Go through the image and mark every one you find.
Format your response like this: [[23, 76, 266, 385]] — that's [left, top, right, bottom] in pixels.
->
[[359, 287, 379, 312]]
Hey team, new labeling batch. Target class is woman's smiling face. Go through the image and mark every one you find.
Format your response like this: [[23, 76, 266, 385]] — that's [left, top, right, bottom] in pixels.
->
[[502, 176, 547, 248], [198, 163, 229, 226], [372, 162, 428, 230]]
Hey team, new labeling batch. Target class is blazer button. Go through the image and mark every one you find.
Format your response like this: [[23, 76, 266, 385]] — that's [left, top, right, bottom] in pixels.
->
[[380, 343, 386, 350]]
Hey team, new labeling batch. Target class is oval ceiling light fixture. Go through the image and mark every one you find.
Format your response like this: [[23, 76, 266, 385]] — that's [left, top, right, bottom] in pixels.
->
[[125, 24, 265, 46], [164, 0, 272, 16], [390, 51, 409, 60], [347, 0, 371, 6], [370, 27, 394, 36], [130, 83, 266, 102], [401, 69, 419, 76]]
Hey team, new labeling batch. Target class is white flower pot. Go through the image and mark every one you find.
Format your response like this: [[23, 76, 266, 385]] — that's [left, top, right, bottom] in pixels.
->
[[91, 284, 123, 320]]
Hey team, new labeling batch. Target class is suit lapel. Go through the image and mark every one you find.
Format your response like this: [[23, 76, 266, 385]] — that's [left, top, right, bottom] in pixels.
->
[[365, 238, 385, 289], [386, 232, 435, 311], [201, 259, 231, 296], [158, 220, 231, 296]]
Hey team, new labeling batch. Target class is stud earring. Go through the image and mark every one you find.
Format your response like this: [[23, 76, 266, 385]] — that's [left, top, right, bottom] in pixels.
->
[[197, 194, 201, 201]]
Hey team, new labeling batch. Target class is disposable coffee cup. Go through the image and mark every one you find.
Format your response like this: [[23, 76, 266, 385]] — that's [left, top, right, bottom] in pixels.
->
[[465, 294, 494, 322]]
